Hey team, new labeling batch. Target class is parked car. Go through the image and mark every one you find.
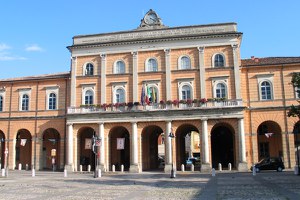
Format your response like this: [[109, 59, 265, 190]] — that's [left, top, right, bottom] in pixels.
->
[[186, 157, 200, 166], [250, 157, 285, 172]]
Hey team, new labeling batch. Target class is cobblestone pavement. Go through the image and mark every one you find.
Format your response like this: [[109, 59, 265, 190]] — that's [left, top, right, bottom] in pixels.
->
[[0, 170, 299, 200]]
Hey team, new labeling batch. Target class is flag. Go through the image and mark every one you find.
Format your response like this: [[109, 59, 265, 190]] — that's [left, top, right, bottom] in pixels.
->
[[265, 133, 274, 138], [85, 138, 92, 149], [141, 85, 145, 105], [152, 87, 156, 103], [117, 138, 125, 150], [145, 85, 150, 104], [147, 86, 152, 102], [95, 138, 101, 147], [20, 139, 27, 146]]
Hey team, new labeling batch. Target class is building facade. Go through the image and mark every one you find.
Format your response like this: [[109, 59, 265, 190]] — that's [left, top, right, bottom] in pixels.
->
[[0, 10, 299, 173]]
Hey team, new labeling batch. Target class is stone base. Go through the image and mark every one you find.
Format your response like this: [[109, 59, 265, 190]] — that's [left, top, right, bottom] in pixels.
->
[[96, 164, 106, 172], [129, 164, 140, 173], [201, 163, 211, 172], [237, 162, 248, 172], [64, 164, 74, 172], [164, 164, 174, 173]]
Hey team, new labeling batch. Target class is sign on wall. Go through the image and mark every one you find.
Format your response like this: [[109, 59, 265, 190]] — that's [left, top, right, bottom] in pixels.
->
[[117, 138, 125, 150], [85, 138, 92, 149]]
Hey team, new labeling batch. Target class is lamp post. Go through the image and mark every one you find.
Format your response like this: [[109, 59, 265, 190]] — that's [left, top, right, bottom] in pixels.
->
[[169, 132, 175, 178], [92, 135, 102, 178], [295, 129, 300, 176]]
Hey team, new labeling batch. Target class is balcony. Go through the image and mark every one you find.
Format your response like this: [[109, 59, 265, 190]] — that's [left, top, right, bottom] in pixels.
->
[[67, 99, 243, 114]]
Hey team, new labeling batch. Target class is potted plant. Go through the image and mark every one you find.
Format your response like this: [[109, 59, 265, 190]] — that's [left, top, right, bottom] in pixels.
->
[[172, 99, 179, 107]]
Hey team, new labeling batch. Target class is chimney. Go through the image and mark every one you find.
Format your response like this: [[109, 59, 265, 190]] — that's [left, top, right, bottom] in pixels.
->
[[251, 56, 255, 60], [255, 58, 259, 63]]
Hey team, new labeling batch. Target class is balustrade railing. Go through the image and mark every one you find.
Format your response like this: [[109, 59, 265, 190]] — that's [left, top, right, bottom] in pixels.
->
[[67, 100, 243, 114]]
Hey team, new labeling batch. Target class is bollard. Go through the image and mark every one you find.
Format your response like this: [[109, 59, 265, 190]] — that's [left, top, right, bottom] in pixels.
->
[[294, 166, 299, 175], [0, 163, 1, 169], [98, 169, 102, 177], [121, 164, 124, 172], [79, 165, 83, 172], [191, 164, 194, 172], [18, 163, 22, 170], [228, 163, 232, 171], [181, 164, 185, 172], [26, 164, 29, 171], [64, 169, 67, 177], [112, 165, 115, 172], [218, 163, 222, 171], [88, 165, 91, 172], [252, 165, 256, 176], [1, 169, 5, 177], [32, 168, 35, 177], [212, 168, 216, 177]]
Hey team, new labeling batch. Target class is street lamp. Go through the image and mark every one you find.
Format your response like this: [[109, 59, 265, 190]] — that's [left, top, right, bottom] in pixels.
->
[[294, 125, 300, 175], [92, 135, 102, 178], [169, 132, 175, 178]]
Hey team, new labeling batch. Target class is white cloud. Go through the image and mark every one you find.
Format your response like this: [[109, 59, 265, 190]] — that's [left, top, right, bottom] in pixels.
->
[[0, 52, 26, 61], [25, 44, 43, 52], [0, 43, 11, 51]]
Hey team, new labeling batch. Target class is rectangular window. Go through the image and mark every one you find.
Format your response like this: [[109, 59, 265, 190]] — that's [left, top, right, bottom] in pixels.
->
[[0, 96, 3, 111], [296, 87, 300, 99]]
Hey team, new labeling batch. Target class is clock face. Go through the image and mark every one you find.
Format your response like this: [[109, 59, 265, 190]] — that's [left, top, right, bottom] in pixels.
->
[[145, 13, 158, 24]]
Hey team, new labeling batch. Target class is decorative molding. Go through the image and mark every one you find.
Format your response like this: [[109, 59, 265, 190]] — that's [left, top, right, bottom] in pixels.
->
[[131, 51, 138, 57], [176, 78, 194, 83], [100, 54, 106, 59], [164, 48, 171, 55], [142, 80, 160, 85], [197, 46, 205, 53], [111, 81, 127, 88], [231, 44, 239, 50]]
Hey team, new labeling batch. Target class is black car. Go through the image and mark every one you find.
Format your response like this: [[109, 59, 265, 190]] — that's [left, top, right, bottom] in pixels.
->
[[250, 157, 285, 172]]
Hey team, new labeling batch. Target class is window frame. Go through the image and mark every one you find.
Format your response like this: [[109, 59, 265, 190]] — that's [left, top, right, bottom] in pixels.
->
[[259, 80, 273, 100], [45, 86, 59, 110], [145, 58, 158, 72], [84, 90, 94, 105], [212, 53, 225, 68], [83, 62, 94, 76], [178, 82, 193, 101], [21, 94, 30, 111], [113, 86, 126, 103], [18, 89, 31, 111], [178, 55, 191, 70], [212, 79, 228, 99], [48, 93, 57, 110], [114, 60, 126, 74], [0, 95, 3, 112]]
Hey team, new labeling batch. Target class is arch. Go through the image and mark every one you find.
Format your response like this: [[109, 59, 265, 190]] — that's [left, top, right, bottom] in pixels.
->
[[78, 127, 96, 171], [178, 55, 191, 70], [0, 130, 5, 168], [211, 123, 235, 169], [179, 83, 193, 100], [15, 129, 32, 169], [113, 87, 126, 103], [142, 125, 164, 171], [145, 58, 158, 72], [257, 121, 283, 160], [114, 60, 126, 74], [83, 62, 94, 76], [109, 126, 130, 171], [42, 128, 60, 170], [175, 124, 200, 170], [84, 90, 94, 105], [212, 53, 225, 68]]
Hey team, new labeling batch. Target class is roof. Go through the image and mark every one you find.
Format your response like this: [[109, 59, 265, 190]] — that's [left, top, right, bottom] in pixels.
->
[[241, 57, 300, 66], [0, 72, 70, 82]]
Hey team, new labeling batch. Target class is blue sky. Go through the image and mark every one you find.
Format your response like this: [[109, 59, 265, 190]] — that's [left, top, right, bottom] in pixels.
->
[[1, 0, 299, 79]]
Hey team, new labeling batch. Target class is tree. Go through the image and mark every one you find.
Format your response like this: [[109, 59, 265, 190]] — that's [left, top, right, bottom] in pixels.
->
[[288, 73, 300, 118]]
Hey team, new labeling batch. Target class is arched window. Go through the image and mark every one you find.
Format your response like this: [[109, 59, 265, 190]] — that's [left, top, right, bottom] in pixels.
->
[[214, 54, 225, 67], [48, 93, 56, 110], [181, 85, 191, 100], [215, 83, 226, 98], [180, 56, 191, 69], [85, 90, 94, 105], [261, 81, 272, 100], [22, 94, 29, 111], [0, 95, 3, 112], [85, 63, 94, 76], [115, 60, 125, 74], [146, 58, 158, 72], [115, 88, 125, 103]]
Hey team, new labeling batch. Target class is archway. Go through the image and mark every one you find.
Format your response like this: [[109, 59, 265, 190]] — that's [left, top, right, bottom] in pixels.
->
[[211, 124, 235, 169], [109, 126, 130, 171], [175, 124, 200, 170], [142, 125, 164, 171], [15, 129, 32, 169], [257, 121, 283, 160], [78, 127, 96, 171], [0, 131, 5, 168], [42, 128, 60, 171]]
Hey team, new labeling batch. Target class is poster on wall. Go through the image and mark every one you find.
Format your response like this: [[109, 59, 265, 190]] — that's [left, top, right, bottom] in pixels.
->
[[117, 138, 125, 150], [20, 139, 27, 146], [85, 138, 92, 149]]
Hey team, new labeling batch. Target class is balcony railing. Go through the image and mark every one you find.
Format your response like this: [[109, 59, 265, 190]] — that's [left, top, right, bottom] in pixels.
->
[[67, 100, 243, 114]]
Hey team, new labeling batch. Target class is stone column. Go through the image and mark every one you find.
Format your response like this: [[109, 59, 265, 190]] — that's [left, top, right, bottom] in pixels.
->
[[232, 44, 241, 100], [70, 57, 77, 107], [100, 54, 106, 104], [198, 47, 206, 98], [164, 121, 173, 173], [132, 52, 138, 102], [98, 123, 105, 171], [237, 117, 248, 171], [130, 122, 139, 173], [201, 118, 210, 172], [164, 49, 171, 100], [65, 123, 74, 171]]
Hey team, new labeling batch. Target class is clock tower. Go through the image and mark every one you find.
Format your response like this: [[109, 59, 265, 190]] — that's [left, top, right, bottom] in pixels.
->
[[139, 9, 166, 29]]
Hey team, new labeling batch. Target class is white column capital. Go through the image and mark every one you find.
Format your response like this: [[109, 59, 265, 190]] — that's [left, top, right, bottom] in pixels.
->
[[164, 48, 171, 55], [197, 46, 205, 53], [100, 53, 106, 59], [231, 44, 239, 50], [131, 51, 138, 57]]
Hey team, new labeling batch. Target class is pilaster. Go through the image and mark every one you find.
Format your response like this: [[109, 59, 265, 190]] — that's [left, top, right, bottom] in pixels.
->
[[201, 118, 211, 172], [132, 52, 138, 102], [232, 44, 241, 99], [164, 49, 171, 100], [70, 57, 77, 107], [100, 54, 106, 104], [130, 122, 140, 173], [238, 117, 248, 171], [198, 47, 206, 98], [65, 123, 74, 171]]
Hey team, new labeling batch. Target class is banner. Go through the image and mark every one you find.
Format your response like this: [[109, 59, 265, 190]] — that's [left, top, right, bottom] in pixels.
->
[[117, 138, 125, 150], [20, 139, 27, 146], [85, 138, 92, 149]]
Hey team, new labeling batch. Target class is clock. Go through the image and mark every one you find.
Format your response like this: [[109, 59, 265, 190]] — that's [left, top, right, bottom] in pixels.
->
[[145, 13, 158, 24]]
